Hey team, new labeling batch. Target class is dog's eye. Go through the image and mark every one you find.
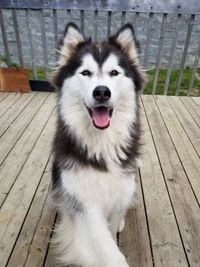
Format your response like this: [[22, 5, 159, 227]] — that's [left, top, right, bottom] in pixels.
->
[[110, 70, 119, 76], [81, 70, 91, 76]]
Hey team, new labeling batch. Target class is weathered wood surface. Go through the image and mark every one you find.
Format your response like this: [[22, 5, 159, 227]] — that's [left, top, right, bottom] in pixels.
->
[[139, 109, 188, 267], [168, 96, 200, 157], [0, 92, 35, 136], [180, 97, 200, 127], [142, 95, 200, 267], [0, 92, 9, 103], [0, 92, 199, 267]]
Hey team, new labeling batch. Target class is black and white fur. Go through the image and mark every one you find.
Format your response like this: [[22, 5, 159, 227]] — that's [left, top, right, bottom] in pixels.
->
[[51, 22, 145, 267]]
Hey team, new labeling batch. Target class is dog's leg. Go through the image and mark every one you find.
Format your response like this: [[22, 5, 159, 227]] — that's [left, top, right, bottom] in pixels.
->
[[60, 210, 130, 267], [75, 210, 129, 267], [109, 211, 126, 241]]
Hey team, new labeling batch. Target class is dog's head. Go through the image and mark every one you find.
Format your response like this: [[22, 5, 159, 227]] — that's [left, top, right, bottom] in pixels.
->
[[52, 23, 145, 131]]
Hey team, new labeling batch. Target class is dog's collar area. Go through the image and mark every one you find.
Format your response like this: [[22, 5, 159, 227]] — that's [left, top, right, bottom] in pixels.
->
[[86, 106, 113, 130]]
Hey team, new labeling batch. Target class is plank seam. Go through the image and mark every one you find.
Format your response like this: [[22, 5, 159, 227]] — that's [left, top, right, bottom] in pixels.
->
[[0, 93, 9, 104], [191, 97, 200, 106], [0, 92, 37, 138], [159, 97, 200, 206], [0, 94, 22, 119], [4, 107, 55, 265], [179, 97, 200, 129], [0, 93, 49, 168], [141, 96, 190, 266], [138, 169, 155, 267], [6, 153, 52, 266], [166, 97, 200, 158], [42, 213, 58, 267], [22, 156, 53, 266], [0, 94, 53, 208]]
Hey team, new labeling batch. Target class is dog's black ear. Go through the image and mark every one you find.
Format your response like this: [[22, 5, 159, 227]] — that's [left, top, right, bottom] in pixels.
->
[[110, 24, 140, 65], [58, 23, 85, 66]]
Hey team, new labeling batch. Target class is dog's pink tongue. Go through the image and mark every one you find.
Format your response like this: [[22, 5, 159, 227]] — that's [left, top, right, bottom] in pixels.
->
[[92, 108, 110, 128]]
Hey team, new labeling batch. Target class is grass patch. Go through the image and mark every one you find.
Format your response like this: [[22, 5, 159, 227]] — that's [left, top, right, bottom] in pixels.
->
[[145, 67, 200, 96], [28, 67, 54, 80], [29, 66, 199, 96], [1, 55, 199, 96]]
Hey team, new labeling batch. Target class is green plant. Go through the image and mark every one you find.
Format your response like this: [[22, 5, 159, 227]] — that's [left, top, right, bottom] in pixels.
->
[[144, 67, 200, 96], [4, 63, 198, 96]]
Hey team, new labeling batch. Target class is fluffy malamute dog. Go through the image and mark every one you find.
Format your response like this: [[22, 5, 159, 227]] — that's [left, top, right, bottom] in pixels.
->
[[51, 22, 145, 267]]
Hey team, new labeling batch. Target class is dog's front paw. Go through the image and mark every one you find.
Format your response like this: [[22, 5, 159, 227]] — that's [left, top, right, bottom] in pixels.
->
[[118, 217, 125, 233]]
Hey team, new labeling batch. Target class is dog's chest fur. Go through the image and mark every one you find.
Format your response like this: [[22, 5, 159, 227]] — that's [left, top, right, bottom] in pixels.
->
[[61, 162, 136, 216], [53, 114, 138, 216]]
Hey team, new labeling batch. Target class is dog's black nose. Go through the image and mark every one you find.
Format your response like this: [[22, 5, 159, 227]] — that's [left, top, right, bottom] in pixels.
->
[[93, 86, 111, 102]]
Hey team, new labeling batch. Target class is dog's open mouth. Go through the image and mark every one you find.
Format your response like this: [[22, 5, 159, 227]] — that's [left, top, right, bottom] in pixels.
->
[[87, 106, 113, 129]]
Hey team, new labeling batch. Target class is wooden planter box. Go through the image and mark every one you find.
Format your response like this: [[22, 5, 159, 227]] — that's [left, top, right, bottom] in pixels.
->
[[0, 67, 31, 93]]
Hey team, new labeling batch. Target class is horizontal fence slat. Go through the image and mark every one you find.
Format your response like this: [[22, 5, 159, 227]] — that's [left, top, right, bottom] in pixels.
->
[[0, 0, 200, 14]]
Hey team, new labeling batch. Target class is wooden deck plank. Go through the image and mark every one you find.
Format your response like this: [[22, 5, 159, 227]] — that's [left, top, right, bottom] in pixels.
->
[[0, 92, 9, 103], [180, 97, 200, 127], [0, 93, 21, 117], [0, 92, 48, 165], [139, 110, 188, 267], [142, 95, 200, 267], [167, 96, 200, 157], [24, 190, 56, 267], [155, 96, 200, 204], [0, 92, 36, 137], [0, 93, 56, 207], [7, 157, 54, 267], [192, 97, 200, 106], [1, 94, 200, 267], [119, 172, 153, 267], [0, 110, 56, 266]]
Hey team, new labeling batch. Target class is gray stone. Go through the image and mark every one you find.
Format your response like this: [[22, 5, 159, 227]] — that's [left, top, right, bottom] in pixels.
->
[[0, 9, 200, 69]]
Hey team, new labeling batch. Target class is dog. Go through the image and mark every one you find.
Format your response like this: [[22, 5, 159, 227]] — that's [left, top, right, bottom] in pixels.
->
[[51, 22, 145, 267]]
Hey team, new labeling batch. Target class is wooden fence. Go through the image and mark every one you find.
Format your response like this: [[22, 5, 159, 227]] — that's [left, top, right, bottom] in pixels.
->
[[0, 0, 200, 95]]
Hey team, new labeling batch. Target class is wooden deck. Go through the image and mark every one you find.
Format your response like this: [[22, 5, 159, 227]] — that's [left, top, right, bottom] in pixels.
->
[[0, 92, 199, 267]]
